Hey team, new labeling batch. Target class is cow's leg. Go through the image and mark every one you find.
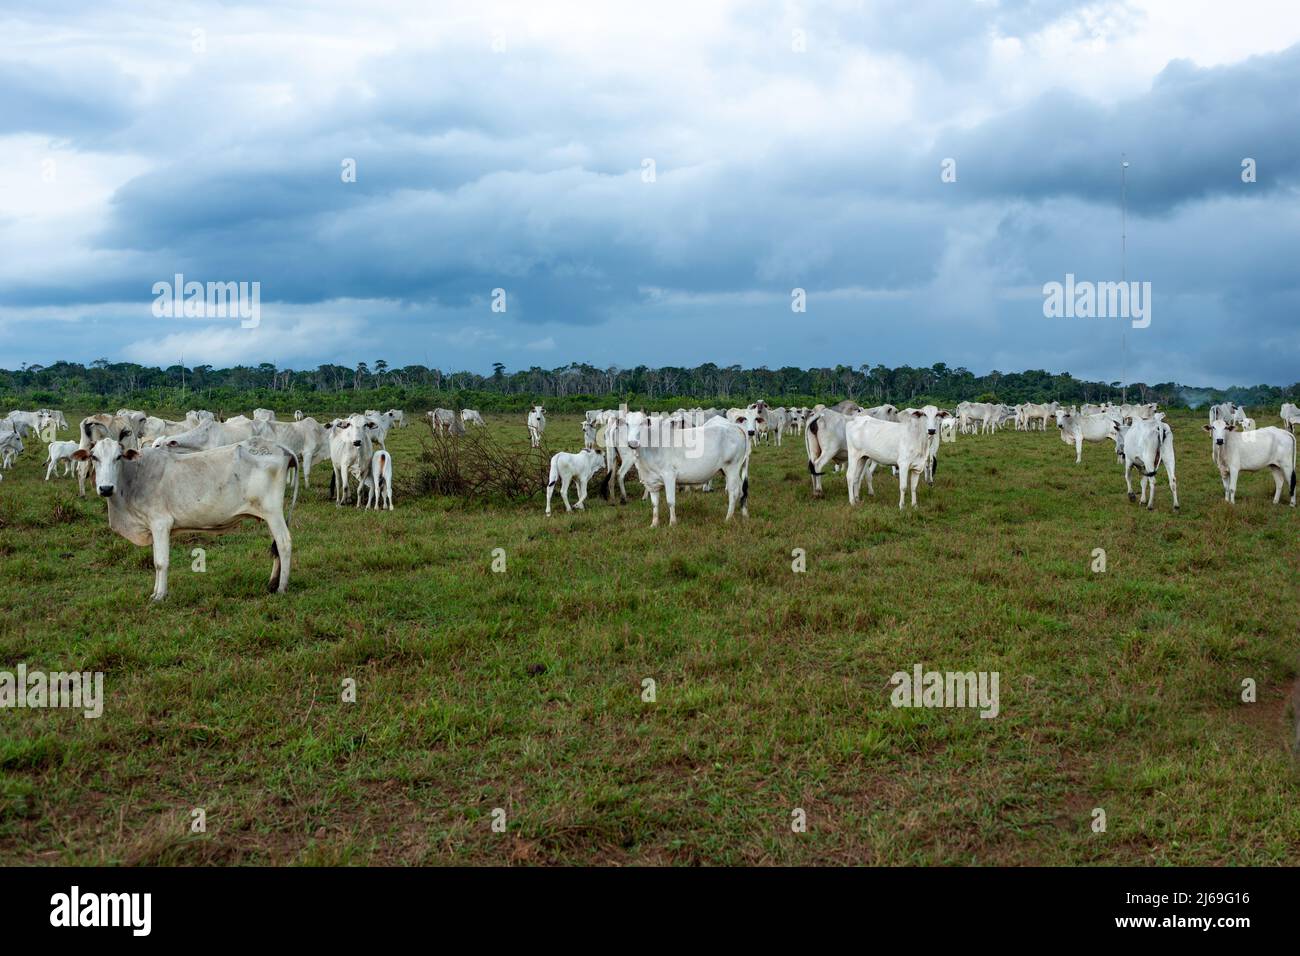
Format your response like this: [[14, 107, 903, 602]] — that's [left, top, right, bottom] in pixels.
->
[[575, 474, 588, 510], [76, 459, 89, 497], [909, 466, 921, 508], [45, 455, 55, 480], [1270, 466, 1283, 504], [648, 483, 661, 527], [1166, 461, 1180, 511], [618, 455, 634, 504], [865, 460, 876, 497], [665, 476, 679, 525], [562, 473, 574, 512], [1228, 466, 1239, 503], [897, 463, 908, 509], [265, 512, 292, 594], [723, 468, 739, 520], [149, 521, 173, 602], [1124, 461, 1136, 501], [545, 476, 556, 515], [845, 454, 862, 505]]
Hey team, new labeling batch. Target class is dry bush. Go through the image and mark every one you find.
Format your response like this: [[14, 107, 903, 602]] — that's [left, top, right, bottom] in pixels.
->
[[398, 424, 554, 502]]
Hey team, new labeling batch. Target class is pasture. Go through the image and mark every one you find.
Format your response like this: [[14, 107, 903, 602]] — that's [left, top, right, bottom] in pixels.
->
[[0, 410, 1297, 865]]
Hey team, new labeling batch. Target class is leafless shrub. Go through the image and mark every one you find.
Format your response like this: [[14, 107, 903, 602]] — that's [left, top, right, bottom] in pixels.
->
[[398, 423, 552, 502]]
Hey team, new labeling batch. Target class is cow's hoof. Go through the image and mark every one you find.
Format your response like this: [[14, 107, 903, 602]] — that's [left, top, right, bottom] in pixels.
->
[[1173, 505, 1180, 512], [1128, 493, 1137, 502]]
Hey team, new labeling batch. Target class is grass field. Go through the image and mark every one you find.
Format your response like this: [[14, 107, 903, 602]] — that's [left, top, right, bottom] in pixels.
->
[[1, 409, 1297, 865]]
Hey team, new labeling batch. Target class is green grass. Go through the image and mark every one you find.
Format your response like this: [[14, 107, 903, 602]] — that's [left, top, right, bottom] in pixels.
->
[[0, 410, 1297, 865]]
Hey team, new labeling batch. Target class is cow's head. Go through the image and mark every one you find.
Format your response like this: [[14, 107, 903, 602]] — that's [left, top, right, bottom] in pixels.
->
[[1203, 419, 1235, 446], [909, 405, 948, 437], [72, 438, 138, 497]]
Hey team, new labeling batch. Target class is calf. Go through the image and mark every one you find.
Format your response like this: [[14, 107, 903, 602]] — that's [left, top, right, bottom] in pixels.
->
[[527, 406, 546, 447], [1204, 420, 1296, 506], [1280, 402, 1300, 432], [359, 448, 394, 510], [545, 448, 605, 515], [72, 437, 298, 601], [45, 440, 80, 479]]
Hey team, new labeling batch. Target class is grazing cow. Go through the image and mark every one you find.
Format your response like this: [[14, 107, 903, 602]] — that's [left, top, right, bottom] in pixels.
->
[[6, 410, 43, 438], [1204, 420, 1296, 506], [253, 408, 276, 422], [461, 409, 486, 427], [359, 448, 394, 511], [614, 416, 750, 526], [294, 410, 304, 421], [1056, 409, 1122, 463], [845, 406, 948, 508], [527, 406, 546, 447], [72, 438, 297, 601], [151, 417, 267, 452], [45, 440, 80, 479], [1280, 402, 1300, 432], [1114, 417, 1179, 511], [324, 416, 377, 505], [545, 448, 605, 515]]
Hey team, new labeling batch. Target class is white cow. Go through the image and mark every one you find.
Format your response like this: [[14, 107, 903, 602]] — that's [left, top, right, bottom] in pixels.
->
[[294, 410, 305, 421], [324, 416, 377, 505], [1056, 409, 1123, 464], [151, 417, 267, 452], [253, 408, 277, 422], [1280, 402, 1300, 432], [76, 413, 141, 496], [1204, 420, 1296, 506], [428, 408, 463, 435], [359, 448, 394, 511], [461, 409, 486, 427], [545, 448, 605, 515], [618, 416, 750, 526], [0, 429, 22, 469], [387, 409, 405, 429], [1114, 417, 1179, 511], [805, 405, 854, 498], [250, 417, 331, 487], [581, 419, 598, 450], [45, 440, 80, 479], [845, 406, 948, 508], [527, 406, 546, 447], [137, 416, 191, 445], [71, 437, 298, 601], [185, 410, 216, 428]]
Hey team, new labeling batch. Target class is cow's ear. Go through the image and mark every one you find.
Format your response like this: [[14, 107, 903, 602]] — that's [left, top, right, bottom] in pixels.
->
[[124, 449, 140, 460], [1201, 424, 1213, 432], [167, 440, 178, 446], [366, 421, 377, 428], [1226, 423, 1236, 431], [71, 448, 91, 461], [118, 428, 132, 441]]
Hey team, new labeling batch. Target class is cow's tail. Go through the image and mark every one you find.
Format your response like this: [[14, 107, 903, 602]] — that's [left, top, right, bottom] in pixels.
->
[[547, 454, 560, 489], [277, 443, 300, 523], [805, 413, 823, 476]]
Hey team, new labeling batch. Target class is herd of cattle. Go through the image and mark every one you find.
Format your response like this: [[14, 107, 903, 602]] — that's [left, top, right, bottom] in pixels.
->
[[0, 397, 1296, 600]]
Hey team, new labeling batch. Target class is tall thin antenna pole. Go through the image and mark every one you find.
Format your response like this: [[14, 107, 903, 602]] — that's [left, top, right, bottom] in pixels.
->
[[1120, 154, 1129, 405]]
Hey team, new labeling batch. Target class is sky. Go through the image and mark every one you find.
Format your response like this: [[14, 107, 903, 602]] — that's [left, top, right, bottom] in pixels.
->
[[1, 0, 1298, 386]]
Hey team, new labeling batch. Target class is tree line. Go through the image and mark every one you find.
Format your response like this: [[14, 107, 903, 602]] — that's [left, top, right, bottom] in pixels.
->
[[3, 359, 1295, 415]]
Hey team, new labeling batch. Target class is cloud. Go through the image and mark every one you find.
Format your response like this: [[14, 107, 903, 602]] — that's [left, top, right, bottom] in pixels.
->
[[2, 0, 1299, 386]]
